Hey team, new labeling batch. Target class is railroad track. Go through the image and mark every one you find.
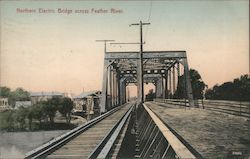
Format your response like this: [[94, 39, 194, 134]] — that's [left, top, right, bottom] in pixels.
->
[[25, 102, 134, 159]]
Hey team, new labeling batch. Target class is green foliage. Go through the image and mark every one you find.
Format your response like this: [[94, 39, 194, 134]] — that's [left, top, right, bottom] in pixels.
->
[[15, 107, 28, 129], [1, 87, 30, 107], [174, 69, 206, 99], [0, 89, 75, 131], [27, 106, 35, 130], [43, 98, 58, 124], [11, 88, 30, 100], [32, 103, 46, 124], [58, 97, 73, 123], [205, 74, 250, 102], [0, 110, 15, 131], [0, 87, 11, 98]]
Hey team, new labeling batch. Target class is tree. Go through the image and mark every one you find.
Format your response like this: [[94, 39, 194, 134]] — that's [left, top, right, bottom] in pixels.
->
[[205, 74, 250, 101], [9, 88, 30, 107], [58, 97, 73, 123], [174, 69, 206, 99], [32, 103, 46, 125], [26, 107, 35, 130], [0, 87, 11, 97], [43, 97, 60, 125], [145, 89, 156, 101], [11, 88, 30, 100], [15, 106, 28, 129], [0, 110, 15, 131]]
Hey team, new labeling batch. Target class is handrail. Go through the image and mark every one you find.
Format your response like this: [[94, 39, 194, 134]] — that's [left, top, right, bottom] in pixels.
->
[[143, 104, 196, 159], [154, 98, 250, 117]]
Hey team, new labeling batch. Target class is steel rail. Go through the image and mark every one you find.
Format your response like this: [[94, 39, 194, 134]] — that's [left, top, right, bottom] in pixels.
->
[[142, 104, 196, 159], [24, 104, 128, 159], [88, 103, 134, 159]]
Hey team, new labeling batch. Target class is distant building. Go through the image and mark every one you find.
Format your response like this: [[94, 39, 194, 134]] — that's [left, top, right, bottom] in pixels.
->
[[0, 97, 10, 111], [30, 92, 64, 104], [15, 101, 32, 109], [73, 91, 101, 120], [63, 92, 74, 99]]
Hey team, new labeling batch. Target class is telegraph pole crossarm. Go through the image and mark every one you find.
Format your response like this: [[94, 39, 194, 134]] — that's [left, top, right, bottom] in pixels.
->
[[96, 40, 115, 53]]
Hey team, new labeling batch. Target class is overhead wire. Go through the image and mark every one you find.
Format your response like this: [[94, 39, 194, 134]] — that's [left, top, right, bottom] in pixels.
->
[[144, 0, 152, 43]]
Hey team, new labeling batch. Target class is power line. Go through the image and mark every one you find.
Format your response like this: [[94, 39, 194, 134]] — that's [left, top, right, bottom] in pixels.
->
[[147, 0, 153, 22], [145, 0, 153, 43]]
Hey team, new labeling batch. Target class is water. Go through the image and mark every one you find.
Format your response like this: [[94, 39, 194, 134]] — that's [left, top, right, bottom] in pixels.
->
[[0, 130, 68, 159]]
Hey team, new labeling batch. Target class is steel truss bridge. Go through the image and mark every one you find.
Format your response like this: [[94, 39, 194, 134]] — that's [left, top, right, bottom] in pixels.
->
[[25, 51, 250, 159], [101, 50, 194, 112]]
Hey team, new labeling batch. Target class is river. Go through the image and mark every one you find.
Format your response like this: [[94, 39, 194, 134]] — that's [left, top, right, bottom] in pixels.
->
[[0, 130, 69, 159]]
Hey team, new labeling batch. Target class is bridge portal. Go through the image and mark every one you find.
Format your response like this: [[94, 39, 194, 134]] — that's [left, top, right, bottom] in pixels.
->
[[101, 51, 194, 113]]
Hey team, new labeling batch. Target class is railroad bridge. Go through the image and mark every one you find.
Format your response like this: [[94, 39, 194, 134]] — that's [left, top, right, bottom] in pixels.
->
[[25, 49, 250, 159], [25, 20, 250, 159], [101, 50, 194, 112]]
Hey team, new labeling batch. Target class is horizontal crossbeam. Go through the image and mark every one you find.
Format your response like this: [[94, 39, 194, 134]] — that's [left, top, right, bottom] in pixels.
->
[[105, 51, 187, 59]]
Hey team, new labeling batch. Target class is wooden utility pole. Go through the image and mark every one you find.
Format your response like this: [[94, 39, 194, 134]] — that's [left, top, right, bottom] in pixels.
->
[[130, 21, 150, 103], [96, 40, 115, 53]]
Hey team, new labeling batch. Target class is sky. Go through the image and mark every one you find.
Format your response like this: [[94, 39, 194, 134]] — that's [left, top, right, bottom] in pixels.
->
[[0, 0, 249, 96]]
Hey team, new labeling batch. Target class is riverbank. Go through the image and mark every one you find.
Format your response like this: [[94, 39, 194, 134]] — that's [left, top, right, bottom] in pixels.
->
[[0, 130, 69, 158], [0, 114, 87, 158]]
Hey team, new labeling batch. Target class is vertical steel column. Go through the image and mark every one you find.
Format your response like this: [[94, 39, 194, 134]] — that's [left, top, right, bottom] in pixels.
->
[[123, 82, 125, 104], [165, 72, 168, 99], [177, 62, 180, 98], [162, 76, 165, 99], [117, 72, 121, 105], [115, 71, 118, 105], [121, 79, 126, 104], [156, 77, 162, 98], [177, 62, 180, 78], [124, 82, 127, 103], [109, 67, 113, 108], [116, 73, 118, 105], [119, 79, 124, 104], [112, 70, 116, 107], [173, 65, 176, 93], [182, 59, 194, 106], [168, 70, 172, 98], [124, 82, 126, 103], [100, 60, 109, 113], [162, 76, 166, 99]]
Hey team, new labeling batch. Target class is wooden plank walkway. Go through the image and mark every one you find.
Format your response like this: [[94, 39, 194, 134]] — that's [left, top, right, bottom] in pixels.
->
[[146, 102, 250, 159], [46, 104, 131, 159]]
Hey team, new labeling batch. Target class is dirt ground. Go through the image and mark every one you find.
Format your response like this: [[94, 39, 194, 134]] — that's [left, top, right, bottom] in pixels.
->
[[146, 102, 250, 159]]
